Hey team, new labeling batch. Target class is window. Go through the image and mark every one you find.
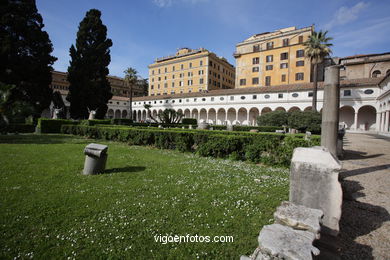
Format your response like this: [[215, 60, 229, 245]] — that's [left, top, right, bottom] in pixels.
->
[[172, 66, 175, 71], [200, 60, 203, 66], [181, 64, 184, 70], [158, 77, 161, 81], [158, 84, 160, 89], [209, 61, 212, 66], [151, 85, 154, 89], [264, 94, 270, 99], [280, 63, 288, 69], [158, 69, 160, 74], [230, 96, 234, 101], [280, 52, 288, 60], [199, 78, 204, 84], [188, 80, 193, 86], [189, 62, 192, 68], [252, 57, 260, 64], [292, 93, 299, 98], [281, 74, 286, 82], [198, 70, 204, 75], [266, 65, 273, 71], [253, 44, 260, 52], [252, 77, 259, 84], [265, 76, 271, 86], [202, 98, 206, 101], [299, 35, 303, 43], [164, 83, 167, 88], [343, 90, 351, 96], [179, 81, 184, 87], [308, 92, 313, 97], [252, 67, 259, 72], [220, 97, 224, 101], [364, 89, 374, 94], [172, 82, 174, 87], [372, 70, 381, 78], [188, 71, 193, 77], [295, 73, 304, 81], [240, 79, 246, 86], [152, 70, 154, 75], [252, 95, 257, 99], [296, 49, 305, 58], [266, 41, 274, 50], [240, 96, 246, 100], [164, 67, 167, 73], [296, 60, 304, 67], [283, 38, 289, 47], [172, 74, 175, 79], [278, 93, 283, 99], [266, 55, 273, 62]]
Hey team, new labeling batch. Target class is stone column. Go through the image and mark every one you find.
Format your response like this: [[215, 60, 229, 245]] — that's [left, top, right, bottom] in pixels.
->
[[247, 112, 250, 126], [376, 112, 382, 132], [385, 110, 390, 132], [381, 112, 385, 132], [321, 66, 340, 157], [353, 112, 358, 130]]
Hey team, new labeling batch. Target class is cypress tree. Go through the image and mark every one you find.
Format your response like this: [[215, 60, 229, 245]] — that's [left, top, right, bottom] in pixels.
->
[[0, 0, 57, 119], [67, 9, 113, 119]]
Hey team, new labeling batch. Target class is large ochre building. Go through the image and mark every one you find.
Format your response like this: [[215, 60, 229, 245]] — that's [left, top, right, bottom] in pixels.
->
[[148, 48, 235, 96], [234, 26, 313, 88]]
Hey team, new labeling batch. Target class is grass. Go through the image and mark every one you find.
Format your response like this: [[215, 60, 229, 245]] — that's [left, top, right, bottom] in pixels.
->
[[0, 134, 289, 259]]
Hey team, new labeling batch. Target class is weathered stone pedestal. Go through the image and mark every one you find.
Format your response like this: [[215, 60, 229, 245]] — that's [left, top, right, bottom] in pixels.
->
[[83, 143, 108, 175], [289, 146, 342, 236]]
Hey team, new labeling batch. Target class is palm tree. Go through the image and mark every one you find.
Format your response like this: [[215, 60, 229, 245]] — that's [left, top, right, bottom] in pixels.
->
[[123, 67, 138, 120], [304, 30, 333, 111]]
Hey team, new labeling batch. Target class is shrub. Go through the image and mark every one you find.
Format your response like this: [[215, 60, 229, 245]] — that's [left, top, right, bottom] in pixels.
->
[[257, 110, 289, 127], [233, 125, 283, 132], [1, 124, 35, 134], [111, 118, 133, 125], [288, 111, 321, 134], [80, 119, 111, 126], [182, 118, 197, 125], [61, 125, 319, 167], [38, 118, 78, 133]]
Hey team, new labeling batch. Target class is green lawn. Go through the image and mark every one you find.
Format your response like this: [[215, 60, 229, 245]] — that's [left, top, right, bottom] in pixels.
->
[[0, 134, 289, 259]]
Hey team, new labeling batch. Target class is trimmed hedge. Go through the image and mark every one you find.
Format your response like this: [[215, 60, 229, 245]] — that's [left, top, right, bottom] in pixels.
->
[[80, 119, 111, 126], [37, 118, 78, 133], [111, 118, 133, 125], [182, 118, 197, 125], [1, 124, 35, 134], [61, 125, 320, 166], [210, 125, 283, 132]]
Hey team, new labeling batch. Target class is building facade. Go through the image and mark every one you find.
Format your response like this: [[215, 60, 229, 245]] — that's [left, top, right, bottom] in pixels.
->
[[50, 71, 147, 97], [234, 26, 313, 88], [148, 48, 235, 96]]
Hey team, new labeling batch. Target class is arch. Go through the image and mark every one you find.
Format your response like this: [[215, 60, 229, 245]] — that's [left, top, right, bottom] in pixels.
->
[[177, 109, 183, 115], [275, 107, 286, 111], [137, 110, 141, 122], [237, 108, 248, 125], [184, 109, 191, 118], [199, 108, 207, 123], [142, 110, 147, 121], [122, 110, 128, 119], [248, 107, 260, 126], [191, 109, 199, 120], [339, 106, 355, 129], [208, 108, 216, 124], [115, 109, 121, 119], [132, 110, 136, 121], [217, 108, 226, 125], [152, 110, 158, 119], [372, 70, 381, 78], [227, 108, 236, 125], [288, 106, 301, 112], [107, 109, 114, 119], [357, 105, 376, 131], [304, 106, 312, 111], [261, 107, 272, 114]]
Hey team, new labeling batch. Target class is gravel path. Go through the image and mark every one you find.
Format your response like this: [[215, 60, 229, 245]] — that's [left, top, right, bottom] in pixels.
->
[[339, 133, 390, 259]]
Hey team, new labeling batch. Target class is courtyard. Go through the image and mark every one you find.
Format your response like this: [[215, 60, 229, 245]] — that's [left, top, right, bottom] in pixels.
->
[[0, 134, 288, 259]]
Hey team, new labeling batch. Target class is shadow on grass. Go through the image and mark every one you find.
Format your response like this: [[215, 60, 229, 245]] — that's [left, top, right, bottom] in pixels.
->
[[0, 134, 89, 144], [103, 166, 146, 174]]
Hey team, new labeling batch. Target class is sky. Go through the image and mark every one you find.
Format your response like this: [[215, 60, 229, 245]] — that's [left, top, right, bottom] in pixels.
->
[[36, 0, 390, 79]]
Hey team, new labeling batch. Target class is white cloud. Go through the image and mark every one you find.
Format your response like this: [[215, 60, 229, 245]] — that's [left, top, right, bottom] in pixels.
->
[[152, 0, 207, 8], [325, 2, 369, 29]]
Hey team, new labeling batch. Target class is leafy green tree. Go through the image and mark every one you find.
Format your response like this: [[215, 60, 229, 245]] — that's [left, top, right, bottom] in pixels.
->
[[0, 0, 56, 119], [304, 30, 333, 111], [66, 9, 113, 119], [288, 111, 322, 134], [124, 67, 138, 119], [0, 83, 33, 132], [257, 110, 288, 127]]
